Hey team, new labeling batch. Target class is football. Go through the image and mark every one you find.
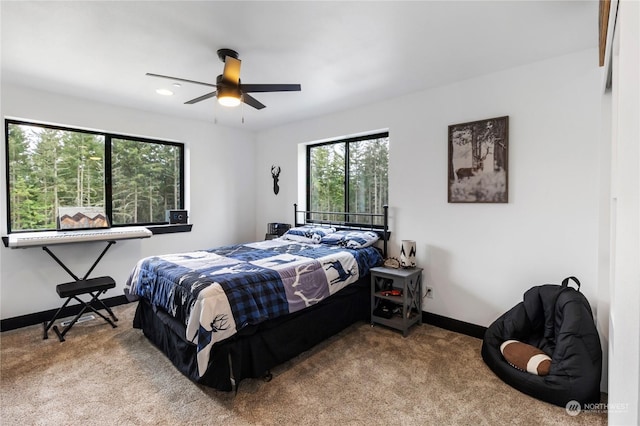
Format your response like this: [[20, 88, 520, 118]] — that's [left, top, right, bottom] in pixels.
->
[[500, 340, 552, 376]]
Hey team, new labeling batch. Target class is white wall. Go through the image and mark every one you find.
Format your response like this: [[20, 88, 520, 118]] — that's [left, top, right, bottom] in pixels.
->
[[606, 0, 640, 423], [0, 84, 256, 319], [255, 49, 603, 329], [597, 89, 612, 394]]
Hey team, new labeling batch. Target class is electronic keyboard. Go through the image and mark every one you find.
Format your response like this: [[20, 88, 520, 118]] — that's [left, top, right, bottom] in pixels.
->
[[7, 226, 152, 248]]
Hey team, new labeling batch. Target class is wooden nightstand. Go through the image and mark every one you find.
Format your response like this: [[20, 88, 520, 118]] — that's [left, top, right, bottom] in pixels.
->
[[370, 266, 423, 336]]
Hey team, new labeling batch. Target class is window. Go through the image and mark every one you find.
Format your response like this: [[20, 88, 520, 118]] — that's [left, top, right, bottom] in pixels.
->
[[5, 119, 184, 233], [307, 132, 389, 226]]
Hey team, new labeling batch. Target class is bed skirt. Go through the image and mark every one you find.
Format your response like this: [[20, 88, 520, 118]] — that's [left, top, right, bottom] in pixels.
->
[[133, 278, 371, 391]]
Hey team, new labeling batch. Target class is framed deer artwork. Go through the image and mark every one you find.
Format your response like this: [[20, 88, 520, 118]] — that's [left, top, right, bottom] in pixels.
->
[[448, 116, 509, 203]]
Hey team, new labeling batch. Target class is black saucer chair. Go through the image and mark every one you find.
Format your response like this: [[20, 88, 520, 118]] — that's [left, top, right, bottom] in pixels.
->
[[481, 277, 602, 407]]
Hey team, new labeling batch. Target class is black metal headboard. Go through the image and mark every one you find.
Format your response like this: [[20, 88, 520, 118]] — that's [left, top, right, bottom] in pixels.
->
[[293, 203, 389, 258]]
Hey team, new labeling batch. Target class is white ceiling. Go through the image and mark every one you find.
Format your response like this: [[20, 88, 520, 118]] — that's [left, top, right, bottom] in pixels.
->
[[1, 1, 598, 131]]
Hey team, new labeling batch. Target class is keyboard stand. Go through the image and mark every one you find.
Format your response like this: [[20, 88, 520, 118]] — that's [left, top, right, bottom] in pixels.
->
[[42, 240, 116, 283], [42, 241, 119, 341]]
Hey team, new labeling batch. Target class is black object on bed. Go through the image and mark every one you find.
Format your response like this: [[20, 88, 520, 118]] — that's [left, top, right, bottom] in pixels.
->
[[481, 277, 602, 407], [127, 205, 389, 391]]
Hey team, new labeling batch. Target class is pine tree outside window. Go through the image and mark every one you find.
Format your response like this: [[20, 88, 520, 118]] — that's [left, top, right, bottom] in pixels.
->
[[5, 120, 184, 233], [307, 132, 389, 227]]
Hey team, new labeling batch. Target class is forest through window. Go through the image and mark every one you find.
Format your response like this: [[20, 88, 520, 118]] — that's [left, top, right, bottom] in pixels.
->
[[6, 120, 184, 232], [307, 132, 389, 226]]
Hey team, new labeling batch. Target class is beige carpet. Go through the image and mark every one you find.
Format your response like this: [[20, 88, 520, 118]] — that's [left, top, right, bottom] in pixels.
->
[[1, 303, 606, 425]]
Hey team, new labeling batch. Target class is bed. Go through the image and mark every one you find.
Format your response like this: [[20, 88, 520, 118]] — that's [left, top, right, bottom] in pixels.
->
[[125, 205, 389, 391]]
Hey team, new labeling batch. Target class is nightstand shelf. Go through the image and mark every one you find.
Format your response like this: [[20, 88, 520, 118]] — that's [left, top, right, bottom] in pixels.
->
[[370, 266, 423, 336]]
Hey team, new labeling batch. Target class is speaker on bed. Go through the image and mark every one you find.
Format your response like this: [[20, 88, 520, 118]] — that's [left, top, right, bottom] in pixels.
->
[[166, 210, 188, 224]]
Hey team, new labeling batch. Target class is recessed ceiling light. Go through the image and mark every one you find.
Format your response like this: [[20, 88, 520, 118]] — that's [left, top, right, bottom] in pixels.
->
[[156, 88, 174, 96], [172, 83, 182, 88]]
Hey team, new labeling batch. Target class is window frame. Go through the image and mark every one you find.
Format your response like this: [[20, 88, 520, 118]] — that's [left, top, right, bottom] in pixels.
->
[[4, 118, 185, 233], [306, 131, 389, 228]]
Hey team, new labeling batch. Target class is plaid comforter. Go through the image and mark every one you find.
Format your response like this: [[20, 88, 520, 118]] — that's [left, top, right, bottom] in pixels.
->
[[124, 238, 382, 376]]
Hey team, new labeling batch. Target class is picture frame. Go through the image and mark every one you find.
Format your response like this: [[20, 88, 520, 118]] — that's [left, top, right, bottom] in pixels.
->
[[57, 206, 110, 230], [448, 116, 509, 203]]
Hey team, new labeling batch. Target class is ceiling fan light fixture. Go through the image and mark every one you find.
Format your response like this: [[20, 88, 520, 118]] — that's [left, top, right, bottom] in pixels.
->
[[217, 85, 242, 107], [218, 94, 241, 107]]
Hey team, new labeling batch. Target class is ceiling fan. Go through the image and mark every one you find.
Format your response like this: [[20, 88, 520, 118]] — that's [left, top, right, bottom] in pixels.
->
[[146, 48, 301, 110]]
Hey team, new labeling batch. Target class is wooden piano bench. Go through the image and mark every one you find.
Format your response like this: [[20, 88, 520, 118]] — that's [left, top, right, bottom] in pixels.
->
[[43, 276, 118, 342]]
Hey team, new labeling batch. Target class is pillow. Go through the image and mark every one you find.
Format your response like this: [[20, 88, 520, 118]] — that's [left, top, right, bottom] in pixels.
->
[[500, 340, 551, 376], [320, 230, 380, 249], [318, 231, 348, 246], [281, 226, 336, 244]]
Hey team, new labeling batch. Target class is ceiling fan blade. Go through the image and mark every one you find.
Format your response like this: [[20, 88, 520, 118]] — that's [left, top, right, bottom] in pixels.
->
[[221, 56, 241, 85], [146, 72, 217, 88], [241, 83, 301, 93], [184, 91, 218, 105], [242, 94, 266, 110]]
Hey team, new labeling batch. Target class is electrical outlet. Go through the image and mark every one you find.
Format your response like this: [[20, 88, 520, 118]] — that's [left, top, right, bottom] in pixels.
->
[[426, 287, 433, 299]]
